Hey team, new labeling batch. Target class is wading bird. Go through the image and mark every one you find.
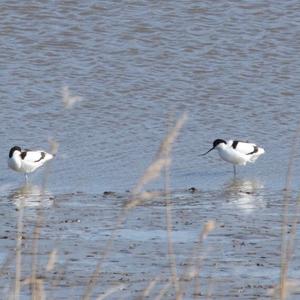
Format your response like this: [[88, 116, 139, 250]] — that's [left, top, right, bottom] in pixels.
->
[[8, 146, 54, 182], [202, 139, 265, 175]]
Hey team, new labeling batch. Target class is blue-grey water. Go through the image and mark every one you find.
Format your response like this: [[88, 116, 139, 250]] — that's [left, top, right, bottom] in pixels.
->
[[1, 1, 300, 299], [1, 0, 300, 193]]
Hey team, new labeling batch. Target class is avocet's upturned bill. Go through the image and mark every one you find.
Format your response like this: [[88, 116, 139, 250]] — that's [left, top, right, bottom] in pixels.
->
[[202, 139, 265, 175], [8, 146, 54, 181]]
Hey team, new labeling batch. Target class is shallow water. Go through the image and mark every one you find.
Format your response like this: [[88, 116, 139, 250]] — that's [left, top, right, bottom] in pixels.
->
[[1, 0, 300, 299], [1, 0, 300, 193]]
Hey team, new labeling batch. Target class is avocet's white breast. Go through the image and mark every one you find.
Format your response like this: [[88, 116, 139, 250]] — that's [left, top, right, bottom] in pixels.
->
[[216, 140, 265, 165], [8, 149, 22, 171], [216, 142, 250, 165]]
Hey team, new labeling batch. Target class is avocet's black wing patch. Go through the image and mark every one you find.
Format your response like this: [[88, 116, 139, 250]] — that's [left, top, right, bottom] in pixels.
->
[[20, 152, 27, 160], [34, 152, 45, 162], [247, 146, 258, 155], [232, 140, 239, 149]]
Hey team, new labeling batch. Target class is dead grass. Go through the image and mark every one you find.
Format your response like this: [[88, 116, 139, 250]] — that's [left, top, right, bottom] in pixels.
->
[[14, 194, 24, 300]]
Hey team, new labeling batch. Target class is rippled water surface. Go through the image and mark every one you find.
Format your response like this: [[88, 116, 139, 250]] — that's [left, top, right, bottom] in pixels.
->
[[1, 2, 300, 298], [1, 0, 300, 193]]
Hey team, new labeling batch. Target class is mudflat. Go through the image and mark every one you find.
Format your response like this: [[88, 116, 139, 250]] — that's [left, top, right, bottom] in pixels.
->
[[1, 180, 297, 299]]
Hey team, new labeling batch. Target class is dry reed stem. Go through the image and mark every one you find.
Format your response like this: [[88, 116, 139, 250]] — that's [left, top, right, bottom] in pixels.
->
[[137, 113, 187, 299], [164, 153, 181, 299], [125, 191, 166, 210], [154, 281, 172, 300], [135, 113, 187, 299], [83, 113, 187, 300], [34, 278, 46, 300], [206, 275, 214, 300], [139, 276, 161, 299], [132, 158, 171, 195], [176, 220, 216, 298], [29, 139, 57, 299], [270, 279, 300, 298], [127, 112, 187, 208], [193, 220, 216, 299], [14, 199, 24, 300], [284, 191, 300, 268], [23, 277, 46, 300], [30, 211, 43, 300], [82, 208, 129, 300], [46, 249, 57, 272], [279, 122, 300, 300], [50, 263, 68, 291], [273, 191, 300, 299]]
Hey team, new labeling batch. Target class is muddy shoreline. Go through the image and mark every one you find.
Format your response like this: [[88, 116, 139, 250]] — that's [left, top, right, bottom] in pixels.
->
[[0, 181, 299, 299]]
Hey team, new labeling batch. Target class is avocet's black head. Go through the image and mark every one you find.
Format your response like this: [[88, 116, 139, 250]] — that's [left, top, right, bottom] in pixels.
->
[[213, 139, 226, 148], [9, 146, 22, 158], [202, 139, 226, 156]]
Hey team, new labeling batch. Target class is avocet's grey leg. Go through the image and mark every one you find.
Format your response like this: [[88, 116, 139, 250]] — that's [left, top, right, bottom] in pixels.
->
[[25, 173, 28, 183], [233, 165, 237, 177]]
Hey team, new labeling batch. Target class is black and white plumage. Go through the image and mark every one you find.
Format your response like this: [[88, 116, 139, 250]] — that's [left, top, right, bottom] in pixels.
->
[[8, 146, 54, 181], [202, 139, 265, 175]]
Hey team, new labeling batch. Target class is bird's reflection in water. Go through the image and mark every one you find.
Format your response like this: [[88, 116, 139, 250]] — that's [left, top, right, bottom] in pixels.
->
[[9, 184, 53, 209], [223, 178, 265, 213]]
